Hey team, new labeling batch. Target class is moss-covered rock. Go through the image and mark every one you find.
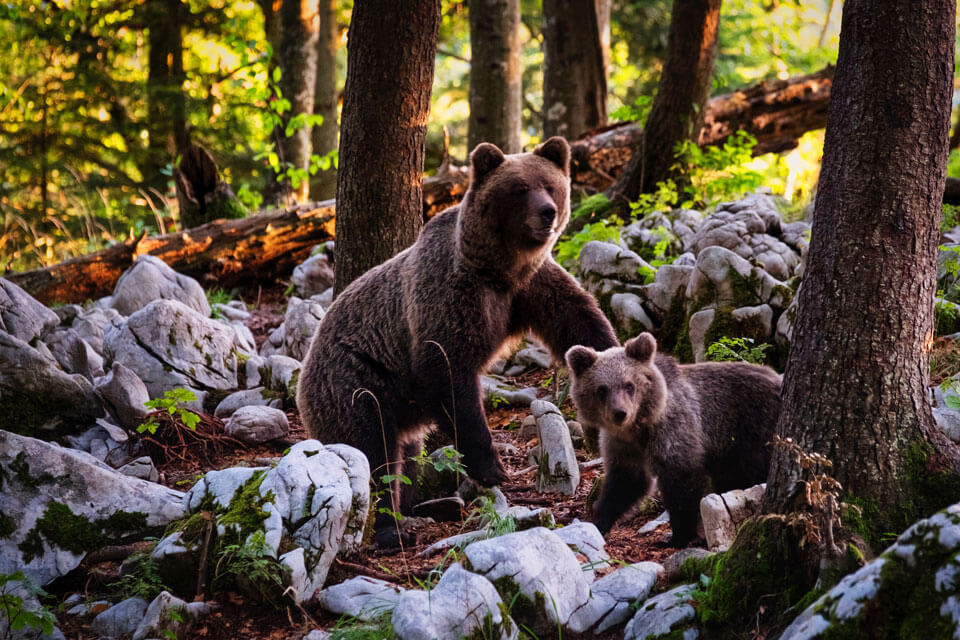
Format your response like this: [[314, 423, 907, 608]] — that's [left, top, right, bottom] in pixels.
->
[[780, 502, 960, 639]]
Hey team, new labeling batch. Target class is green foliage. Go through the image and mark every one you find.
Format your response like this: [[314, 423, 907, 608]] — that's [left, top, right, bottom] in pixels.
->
[[570, 193, 613, 222], [465, 496, 518, 540], [942, 204, 960, 234], [139, 388, 201, 435], [0, 571, 56, 638], [415, 446, 467, 477], [206, 288, 235, 316], [610, 94, 654, 125], [706, 336, 771, 364], [110, 553, 169, 601], [329, 612, 395, 640], [214, 530, 287, 608], [554, 216, 624, 270], [628, 180, 680, 220], [674, 131, 765, 208]]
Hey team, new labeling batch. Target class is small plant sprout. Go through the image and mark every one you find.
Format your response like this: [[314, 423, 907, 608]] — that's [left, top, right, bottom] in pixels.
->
[[138, 388, 202, 435]]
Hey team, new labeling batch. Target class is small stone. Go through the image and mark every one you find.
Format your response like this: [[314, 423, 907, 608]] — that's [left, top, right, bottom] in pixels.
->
[[317, 576, 404, 621], [224, 405, 289, 444], [623, 583, 698, 640], [90, 597, 148, 638]]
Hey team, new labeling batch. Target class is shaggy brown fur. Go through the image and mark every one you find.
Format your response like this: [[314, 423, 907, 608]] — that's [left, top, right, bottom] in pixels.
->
[[566, 333, 781, 546], [297, 137, 617, 547]]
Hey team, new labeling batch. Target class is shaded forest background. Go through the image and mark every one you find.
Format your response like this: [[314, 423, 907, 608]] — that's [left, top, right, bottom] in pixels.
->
[[0, 0, 848, 272]]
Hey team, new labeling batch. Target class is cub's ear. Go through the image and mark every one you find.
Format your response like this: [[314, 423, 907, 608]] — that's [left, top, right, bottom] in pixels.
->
[[565, 345, 598, 377], [534, 136, 570, 174], [625, 333, 657, 364], [470, 142, 506, 182]]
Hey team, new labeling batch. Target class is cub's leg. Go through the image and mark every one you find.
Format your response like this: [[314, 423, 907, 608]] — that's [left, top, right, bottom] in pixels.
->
[[658, 470, 710, 547]]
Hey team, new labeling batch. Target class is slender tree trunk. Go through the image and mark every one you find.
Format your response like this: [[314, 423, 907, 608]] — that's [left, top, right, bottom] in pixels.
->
[[467, 0, 522, 153], [607, 0, 720, 206], [334, 0, 440, 296], [263, 0, 319, 205], [310, 0, 340, 201], [145, 0, 188, 192], [541, 0, 608, 140], [763, 0, 960, 541]]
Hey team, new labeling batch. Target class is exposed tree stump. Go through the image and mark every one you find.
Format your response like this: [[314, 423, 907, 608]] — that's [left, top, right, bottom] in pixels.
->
[[174, 144, 248, 229]]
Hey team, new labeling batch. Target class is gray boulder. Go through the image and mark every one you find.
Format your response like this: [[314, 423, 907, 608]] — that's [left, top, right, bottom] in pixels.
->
[[392, 564, 517, 640], [118, 456, 160, 482], [463, 527, 591, 634], [568, 562, 664, 633], [611, 292, 655, 337], [0, 430, 185, 586], [95, 361, 151, 430], [0, 331, 104, 436], [44, 327, 104, 380], [214, 387, 283, 418], [111, 255, 210, 317], [317, 576, 404, 621], [224, 405, 289, 444], [481, 375, 539, 408], [0, 278, 58, 344], [700, 483, 765, 552], [103, 299, 238, 398], [553, 520, 610, 579], [90, 597, 149, 639], [623, 583, 698, 640], [63, 418, 133, 467], [292, 244, 335, 298], [260, 296, 326, 361], [132, 591, 216, 640]]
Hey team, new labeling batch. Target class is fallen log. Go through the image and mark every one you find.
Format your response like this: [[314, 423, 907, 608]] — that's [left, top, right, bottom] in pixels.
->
[[571, 66, 835, 190], [7, 201, 335, 305]]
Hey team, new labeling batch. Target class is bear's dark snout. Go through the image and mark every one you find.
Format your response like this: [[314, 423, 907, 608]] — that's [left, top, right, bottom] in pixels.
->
[[612, 409, 627, 424], [538, 203, 557, 226]]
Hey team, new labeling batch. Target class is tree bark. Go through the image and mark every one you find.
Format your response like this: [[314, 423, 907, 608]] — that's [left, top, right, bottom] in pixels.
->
[[334, 0, 440, 296], [310, 0, 340, 201], [468, 0, 522, 153], [145, 0, 188, 192], [174, 144, 248, 229], [606, 0, 721, 207], [542, 0, 608, 140], [6, 203, 335, 306], [763, 0, 960, 540]]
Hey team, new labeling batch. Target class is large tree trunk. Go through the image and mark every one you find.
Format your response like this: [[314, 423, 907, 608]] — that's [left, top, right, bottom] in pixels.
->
[[334, 0, 440, 296], [310, 0, 340, 201], [764, 0, 960, 543], [145, 0, 188, 193], [467, 0, 522, 153], [607, 0, 720, 207], [541, 0, 608, 140], [6, 203, 335, 305]]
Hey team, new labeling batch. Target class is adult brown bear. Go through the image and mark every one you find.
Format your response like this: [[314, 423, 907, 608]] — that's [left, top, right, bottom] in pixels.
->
[[297, 137, 617, 547]]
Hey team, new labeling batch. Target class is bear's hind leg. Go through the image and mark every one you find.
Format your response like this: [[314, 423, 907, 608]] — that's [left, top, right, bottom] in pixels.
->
[[659, 472, 709, 547]]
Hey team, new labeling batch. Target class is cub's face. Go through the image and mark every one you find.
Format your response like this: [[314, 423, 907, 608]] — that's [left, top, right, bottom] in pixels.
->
[[565, 333, 668, 438], [467, 137, 571, 252]]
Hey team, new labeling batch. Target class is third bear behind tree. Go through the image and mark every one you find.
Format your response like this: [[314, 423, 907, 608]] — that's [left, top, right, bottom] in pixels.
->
[[297, 136, 618, 549], [566, 332, 781, 547]]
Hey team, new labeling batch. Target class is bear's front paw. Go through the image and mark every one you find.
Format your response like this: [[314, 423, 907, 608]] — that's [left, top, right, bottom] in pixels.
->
[[371, 525, 419, 551], [469, 455, 510, 487]]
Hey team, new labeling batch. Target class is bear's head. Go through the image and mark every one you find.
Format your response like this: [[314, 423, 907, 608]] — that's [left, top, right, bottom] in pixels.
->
[[460, 137, 571, 262], [565, 332, 669, 437]]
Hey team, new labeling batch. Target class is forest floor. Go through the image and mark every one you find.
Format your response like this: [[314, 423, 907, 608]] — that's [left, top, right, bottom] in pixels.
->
[[50, 284, 676, 640]]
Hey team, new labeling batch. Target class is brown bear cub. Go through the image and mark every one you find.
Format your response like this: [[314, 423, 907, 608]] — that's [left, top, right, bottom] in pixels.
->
[[297, 137, 617, 548], [566, 332, 781, 547]]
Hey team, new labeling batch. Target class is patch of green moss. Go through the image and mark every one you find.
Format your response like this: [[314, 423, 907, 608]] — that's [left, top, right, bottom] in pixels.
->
[[674, 553, 721, 584], [18, 502, 148, 562], [493, 575, 547, 631], [727, 267, 764, 308], [8, 452, 55, 490], [218, 469, 274, 542], [658, 289, 692, 362], [0, 512, 15, 538], [844, 497, 882, 549], [693, 516, 816, 631]]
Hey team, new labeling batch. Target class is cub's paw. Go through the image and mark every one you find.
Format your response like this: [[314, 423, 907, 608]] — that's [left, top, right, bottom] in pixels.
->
[[371, 525, 419, 551]]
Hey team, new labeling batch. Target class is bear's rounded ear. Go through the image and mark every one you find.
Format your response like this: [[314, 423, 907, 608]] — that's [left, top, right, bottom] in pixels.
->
[[565, 345, 598, 376], [470, 142, 506, 182], [625, 333, 657, 364], [534, 136, 570, 174]]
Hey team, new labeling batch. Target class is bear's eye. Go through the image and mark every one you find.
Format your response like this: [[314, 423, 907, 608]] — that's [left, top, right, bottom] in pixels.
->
[[510, 184, 529, 197], [624, 382, 635, 396], [597, 385, 608, 401]]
